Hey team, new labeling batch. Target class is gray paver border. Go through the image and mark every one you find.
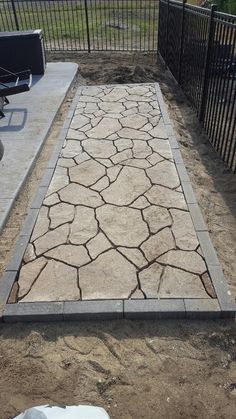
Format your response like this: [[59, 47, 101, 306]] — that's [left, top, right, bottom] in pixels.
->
[[0, 83, 235, 322]]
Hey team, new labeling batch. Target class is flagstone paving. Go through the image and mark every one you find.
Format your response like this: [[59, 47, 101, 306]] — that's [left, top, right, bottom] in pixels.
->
[[15, 84, 217, 303]]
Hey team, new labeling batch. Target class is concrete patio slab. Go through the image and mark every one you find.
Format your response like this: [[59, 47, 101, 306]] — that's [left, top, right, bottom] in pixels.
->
[[0, 62, 78, 231], [1, 83, 235, 321]]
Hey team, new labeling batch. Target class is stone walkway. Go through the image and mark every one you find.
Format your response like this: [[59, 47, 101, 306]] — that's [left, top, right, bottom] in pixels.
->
[[14, 83, 218, 304]]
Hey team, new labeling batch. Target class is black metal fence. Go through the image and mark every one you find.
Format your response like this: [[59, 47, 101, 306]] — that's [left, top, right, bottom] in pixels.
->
[[0, 0, 158, 52], [158, 0, 236, 172]]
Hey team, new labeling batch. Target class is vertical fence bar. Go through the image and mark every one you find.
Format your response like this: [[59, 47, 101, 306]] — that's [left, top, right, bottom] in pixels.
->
[[199, 4, 217, 122], [11, 0, 19, 30], [178, 0, 186, 83], [165, 0, 170, 65], [84, 0, 91, 52]]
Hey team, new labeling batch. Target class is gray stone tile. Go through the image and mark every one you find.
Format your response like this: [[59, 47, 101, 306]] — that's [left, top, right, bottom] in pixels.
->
[[30, 187, 48, 209], [0, 271, 17, 306], [181, 181, 197, 204], [124, 299, 186, 319], [171, 148, 185, 165], [20, 208, 39, 237], [64, 300, 123, 320], [184, 298, 221, 319], [197, 231, 220, 266], [188, 203, 208, 231], [6, 235, 29, 271], [3, 302, 64, 322], [207, 264, 236, 314], [176, 164, 191, 183]]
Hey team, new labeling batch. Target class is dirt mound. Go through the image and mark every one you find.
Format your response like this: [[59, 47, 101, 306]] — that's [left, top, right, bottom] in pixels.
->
[[80, 65, 160, 84]]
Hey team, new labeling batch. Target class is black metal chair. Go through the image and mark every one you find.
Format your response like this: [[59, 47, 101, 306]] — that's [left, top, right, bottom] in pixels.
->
[[0, 66, 32, 117]]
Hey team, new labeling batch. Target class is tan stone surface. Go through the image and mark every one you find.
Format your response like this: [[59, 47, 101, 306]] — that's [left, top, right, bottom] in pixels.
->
[[157, 250, 206, 275], [111, 149, 133, 165], [61, 140, 82, 158], [159, 266, 208, 298], [86, 118, 121, 139], [34, 224, 69, 256], [21, 260, 80, 302], [118, 128, 151, 141], [96, 204, 149, 247], [91, 176, 110, 191], [145, 185, 187, 210], [46, 167, 69, 196], [79, 249, 137, 299], [118, 247, 147, 268], [49, 203, 74, 229], [101, 88, 127, 102], [43, 193, 60, 206], [23, 243, 36, 263], [69, 159, 105, 187], [170, 209, 199, 250], [115, 138, 133, 151], [31, 206, 50, 241], [101, 166, 151, 205], [141, 228, 175, 261], [82, 139, 116, 158], [99, 102, 125, 113], [143, 205, 172, 233], [87, 232, 112, 259], [70, 114, 90, 130], [121, 158, 151, 169], [121, 114, 147, 129], [130, 288, 145, 299], [133, 140, 152, 158], [138, 263, 163, 298], [130, 196, 150, 209], [58, 158, 76, 168], [149, 119, 168, 138], [146, 160, 180, 189], [70, 206, 98, 245], [18, 257, 47, 299], [107, 165, 122, 182], [59, 183, 104, 207], [46, 244, 90, 267]]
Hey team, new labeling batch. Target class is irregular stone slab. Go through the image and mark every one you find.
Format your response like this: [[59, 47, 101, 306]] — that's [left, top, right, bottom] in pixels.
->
[[23, 243, 36, 263], [61, 140, 82, 158], [138, 263, 163, 298], [149, 119, 168, 139], [138, 103, 153, 114], [80, 95, 101, 103], [49, 202, 74, 229], [159, 266, 208, 298], [69, 159, 106, 187], [79, 123, 92, 132], [59, 183, 104, 207], [126, 95, 150, 102], [18, 257, 47, 299], [43, 193, 60, 206], [70, 206, 98, 245], [111, 149, 133, 165], [118, 247, 147, 268], [74, 152, 91, 165], [70, 114, 90, 130], [91, 116, 102, 127], [31, 206, 50, 241], [82, 86, 102, 96], [46, 167, 69, 196], [148, 139, 172, 160], [66, 129, 87, 140], [129, 86, 150, 96], [118, 128, 151, 141], [107, 165, 122, 182], [115, 138, 133, 151], [34, 224, 69, 256], [79, 249, 138, 299], [143, 205, 172, 233], [58, 158, 76, 168], [146, 160, 180, 189], [125, 101, 138, 109], [46, 244, 90, 267], [130, 288, 145, 299], [140, 123, 153, 132], [170, 209, 199, 250], [122, 108, 138, 117], [99, 102, 125, 113], [147, 153, 164, 165], [101, 166, 151, 205], [121, 158, 151, 169], [96, 158, 113, 168], [82, 139, 116, 158], [121, 114, 147, 129], [91, 176, 110, 191], [201, 272, 217, 298], [101, 88, 127, 102], [84, 102, 99, 113], [141, 228, 175, 261], [130, 196, 150, 209], [145, 185, 188, 210], [133, 140, 152, 158], [87, 231, 112, 259], [21, 260, 80, 302], [157, 250, 206, 275], [96, 204, 149, 247], [86, 118, 122, 139]]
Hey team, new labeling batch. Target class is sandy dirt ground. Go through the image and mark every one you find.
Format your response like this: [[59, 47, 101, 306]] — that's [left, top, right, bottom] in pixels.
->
[[0, 53, 235, 418]]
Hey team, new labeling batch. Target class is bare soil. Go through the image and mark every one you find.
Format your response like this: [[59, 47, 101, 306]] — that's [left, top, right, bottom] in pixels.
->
[[0, 52, 235, 419]]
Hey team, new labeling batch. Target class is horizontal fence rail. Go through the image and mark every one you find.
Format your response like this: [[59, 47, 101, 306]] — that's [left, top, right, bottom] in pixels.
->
[[158, 0, 236, 172], [0, 0, 158, 51]]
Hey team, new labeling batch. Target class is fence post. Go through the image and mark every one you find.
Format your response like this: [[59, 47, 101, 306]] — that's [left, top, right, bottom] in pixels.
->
[[199, 4, 217, 122], [178, 0, 186, 84], [165, 0, 170, 66], [84, 0, 91, 53], [11, 0, 19, 31]]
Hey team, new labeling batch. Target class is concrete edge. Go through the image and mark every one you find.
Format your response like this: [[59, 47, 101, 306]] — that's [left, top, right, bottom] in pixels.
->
[[154, 82, 236, 315], [3, 298, 235, 323]]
